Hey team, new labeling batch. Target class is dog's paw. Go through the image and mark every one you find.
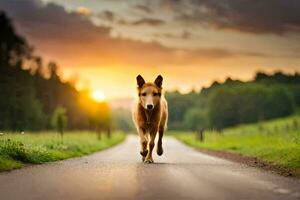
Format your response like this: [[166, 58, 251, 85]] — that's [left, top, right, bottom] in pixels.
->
[[140, 150, 148, 157], [144, 159, 154, 164], [157, 146, 163, 156]]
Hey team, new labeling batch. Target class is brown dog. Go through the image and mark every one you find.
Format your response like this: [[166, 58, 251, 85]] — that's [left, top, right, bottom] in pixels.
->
[[132, 75, 168, 163]]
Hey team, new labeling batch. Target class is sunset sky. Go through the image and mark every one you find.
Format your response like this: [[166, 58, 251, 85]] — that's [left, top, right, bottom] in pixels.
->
[[1, 0, 300, 98]]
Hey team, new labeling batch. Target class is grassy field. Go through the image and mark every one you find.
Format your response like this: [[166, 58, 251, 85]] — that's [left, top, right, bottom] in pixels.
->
[[0, 131, 126, 171], [172, 115, 300, 170]]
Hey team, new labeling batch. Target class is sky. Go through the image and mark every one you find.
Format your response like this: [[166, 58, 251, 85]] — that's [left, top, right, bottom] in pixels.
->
[[1, 0, 300, 98]]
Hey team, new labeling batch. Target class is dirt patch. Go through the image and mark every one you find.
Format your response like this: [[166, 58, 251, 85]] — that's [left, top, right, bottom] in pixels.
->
[[196, 148, 300, 178]]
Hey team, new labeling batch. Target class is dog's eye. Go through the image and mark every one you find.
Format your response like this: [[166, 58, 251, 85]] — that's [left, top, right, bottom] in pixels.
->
[[153, 92, 161, 97], [141, 92, 147, 96]]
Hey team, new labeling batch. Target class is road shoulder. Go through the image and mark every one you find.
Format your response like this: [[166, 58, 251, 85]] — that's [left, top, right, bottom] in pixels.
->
[[175, 137, 300, 179]]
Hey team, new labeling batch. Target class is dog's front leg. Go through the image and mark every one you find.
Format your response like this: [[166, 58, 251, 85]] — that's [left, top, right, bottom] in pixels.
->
[[157, 126, 164, 156], [138, 128, 148, 161], [144, 128, 157, 163]]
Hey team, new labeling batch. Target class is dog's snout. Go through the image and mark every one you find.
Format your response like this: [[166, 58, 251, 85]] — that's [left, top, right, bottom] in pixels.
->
[[147, 104, 154, 110]]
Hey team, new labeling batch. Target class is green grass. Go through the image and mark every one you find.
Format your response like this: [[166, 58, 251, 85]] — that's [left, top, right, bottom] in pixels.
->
[[0, 131, 126, 171], [172, 115, 300, 170]]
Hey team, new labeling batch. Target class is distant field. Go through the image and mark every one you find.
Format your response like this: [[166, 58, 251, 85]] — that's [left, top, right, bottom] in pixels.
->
[[0, 132, 126, 171], [172, 115, 300, 170]]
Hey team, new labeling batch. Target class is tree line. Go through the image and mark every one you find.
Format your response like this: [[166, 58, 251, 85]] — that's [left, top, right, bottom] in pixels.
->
[[166, 72, 300, 131], [0, 12, 111, 132]]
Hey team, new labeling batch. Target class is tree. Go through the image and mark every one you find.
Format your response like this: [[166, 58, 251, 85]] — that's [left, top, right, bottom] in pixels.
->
[[0, 12, 45, 131], [184, 108, 208, 131], [207, 84, 294, 129], [165, 91, 202, 130], [51, 107, 68, 138], [0, 12, 31, 67]]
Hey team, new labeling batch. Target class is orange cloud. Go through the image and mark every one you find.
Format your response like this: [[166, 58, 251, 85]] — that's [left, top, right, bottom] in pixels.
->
[[77, 6, 91, 16]]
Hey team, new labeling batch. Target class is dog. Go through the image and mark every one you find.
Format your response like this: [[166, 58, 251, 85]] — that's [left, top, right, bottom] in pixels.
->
[[132, 75, 168, 163]]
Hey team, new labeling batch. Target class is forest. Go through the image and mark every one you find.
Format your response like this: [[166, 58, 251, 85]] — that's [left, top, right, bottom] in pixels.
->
[[167, 72, 300, 130]]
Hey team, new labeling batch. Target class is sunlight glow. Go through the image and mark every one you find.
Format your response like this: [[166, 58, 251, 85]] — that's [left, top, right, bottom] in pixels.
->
[[92, 90, 106, 102]]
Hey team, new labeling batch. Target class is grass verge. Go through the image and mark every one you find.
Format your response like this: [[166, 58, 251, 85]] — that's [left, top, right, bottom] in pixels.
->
[[172, 115, 300, 172], [0, 131, 126, 171]]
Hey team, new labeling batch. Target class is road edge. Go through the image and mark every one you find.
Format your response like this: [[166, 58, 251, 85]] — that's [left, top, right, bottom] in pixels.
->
[[0, 134, 127, 173], [174, 137, 300, 179]]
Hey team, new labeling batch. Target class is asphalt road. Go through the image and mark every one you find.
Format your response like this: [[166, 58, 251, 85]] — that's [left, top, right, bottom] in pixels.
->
[[0, 135, 300, 200]]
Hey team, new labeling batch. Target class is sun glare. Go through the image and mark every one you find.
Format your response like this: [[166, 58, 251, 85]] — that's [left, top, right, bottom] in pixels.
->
[[92, 90, 106, 102]]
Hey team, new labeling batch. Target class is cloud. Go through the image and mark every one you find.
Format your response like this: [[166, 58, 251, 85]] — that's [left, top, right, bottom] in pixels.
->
[[0, 0, 264, 68], [97, 10, 115, 22], [76, 6, 91, 16], [133, 5, 153, 14], [153, 31, 193, 40], [181, 31, 192, 39], [131, 0, 300, 35], [119, 18, 165, 26], [174, 0, 300, 35]]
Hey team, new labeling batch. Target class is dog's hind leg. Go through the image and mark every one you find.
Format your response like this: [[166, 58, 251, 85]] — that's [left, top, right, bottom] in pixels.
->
[[157, 126, 164, 156]]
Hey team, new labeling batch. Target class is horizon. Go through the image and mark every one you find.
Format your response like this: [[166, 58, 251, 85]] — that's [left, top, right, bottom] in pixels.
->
[[75, 70, 300, 100]]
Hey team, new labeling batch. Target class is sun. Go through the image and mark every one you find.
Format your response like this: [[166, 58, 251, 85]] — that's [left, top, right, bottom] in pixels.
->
[[91, 90, 106, 102]]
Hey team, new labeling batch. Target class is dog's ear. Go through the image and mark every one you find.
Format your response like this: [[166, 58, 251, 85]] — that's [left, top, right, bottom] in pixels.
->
[[136, 75, 145, 88], [154, 75, 163, 88]]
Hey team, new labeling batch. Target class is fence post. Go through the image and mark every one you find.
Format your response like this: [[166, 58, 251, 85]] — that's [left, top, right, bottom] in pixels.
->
[[107, 127, 111, 139], [196, 128, 204, 142]]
